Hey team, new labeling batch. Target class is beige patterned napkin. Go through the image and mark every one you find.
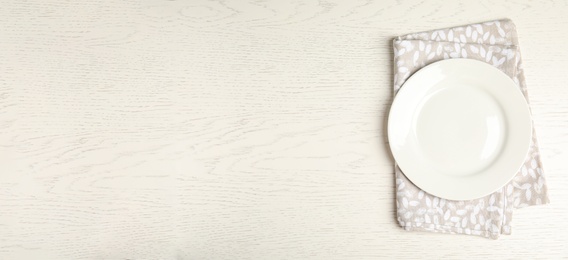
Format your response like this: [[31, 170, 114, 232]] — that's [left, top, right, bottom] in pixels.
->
[[392, 19, 549, 239]]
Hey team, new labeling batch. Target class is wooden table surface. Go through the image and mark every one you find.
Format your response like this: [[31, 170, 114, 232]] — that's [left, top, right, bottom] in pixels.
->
[[1, 0, 567, 259]]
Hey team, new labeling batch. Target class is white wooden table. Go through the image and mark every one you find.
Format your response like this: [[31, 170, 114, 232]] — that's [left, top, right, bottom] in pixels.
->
[[1, 0, 567, 259]]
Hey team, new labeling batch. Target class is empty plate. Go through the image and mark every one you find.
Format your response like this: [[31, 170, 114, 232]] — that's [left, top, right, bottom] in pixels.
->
[[388, 59, 532, 200]]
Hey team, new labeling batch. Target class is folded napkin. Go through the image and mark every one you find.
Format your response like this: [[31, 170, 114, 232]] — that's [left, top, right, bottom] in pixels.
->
[[393, 19, 549, 239]]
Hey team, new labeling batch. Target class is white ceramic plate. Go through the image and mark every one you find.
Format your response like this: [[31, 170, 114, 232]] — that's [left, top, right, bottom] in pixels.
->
[[388, 59, 532, 201]]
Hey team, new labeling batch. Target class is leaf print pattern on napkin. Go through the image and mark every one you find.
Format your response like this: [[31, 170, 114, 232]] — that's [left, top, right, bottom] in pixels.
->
[[392, 19, 549, 239]]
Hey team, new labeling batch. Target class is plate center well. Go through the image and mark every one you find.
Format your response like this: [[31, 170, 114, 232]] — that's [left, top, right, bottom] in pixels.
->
[[415, 84, 506, 176]]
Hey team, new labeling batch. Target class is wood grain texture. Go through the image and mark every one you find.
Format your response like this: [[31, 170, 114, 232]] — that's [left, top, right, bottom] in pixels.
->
[[1, 0, 567, 259]]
